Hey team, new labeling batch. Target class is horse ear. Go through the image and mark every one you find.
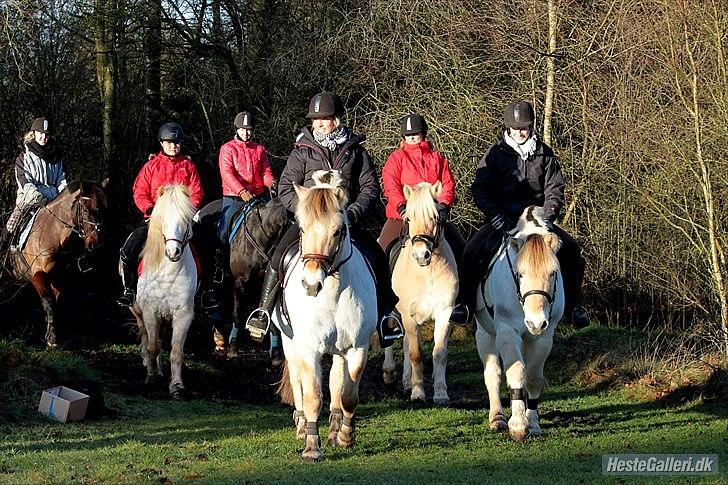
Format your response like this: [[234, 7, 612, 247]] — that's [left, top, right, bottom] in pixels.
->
[[431, 181, 442, 199], [543, 232, 561, 252], [510, 237, 524, 252], [403, 185, 413, 200], [294, 184, 306, 200], [101, 177, 111, 190], [157, 185, 167, 198], [334, 187, 346, 206], [180, 185, 191, 197]]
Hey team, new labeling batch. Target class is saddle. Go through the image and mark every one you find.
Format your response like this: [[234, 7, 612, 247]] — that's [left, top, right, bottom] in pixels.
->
[[12, 209, 41, 252], [225, 198, 263, 244]]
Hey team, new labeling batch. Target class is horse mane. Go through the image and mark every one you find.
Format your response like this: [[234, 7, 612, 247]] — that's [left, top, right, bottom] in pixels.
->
[[407, 182, 438, 234], [516, 234, 560, 279], [296, 170, 346, 228], [142, 185, 197, 272]]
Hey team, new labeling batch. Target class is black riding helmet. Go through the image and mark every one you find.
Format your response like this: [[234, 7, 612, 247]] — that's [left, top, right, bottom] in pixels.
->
[[234, 111, 254, 129], [503, 101, 535, 129], [158, 122, 185, 142], [306, 92, 344, 119], [400, 113, 428, 137]]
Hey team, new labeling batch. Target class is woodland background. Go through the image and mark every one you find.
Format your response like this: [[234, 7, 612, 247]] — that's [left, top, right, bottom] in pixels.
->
[[0, 0, 726, 353]]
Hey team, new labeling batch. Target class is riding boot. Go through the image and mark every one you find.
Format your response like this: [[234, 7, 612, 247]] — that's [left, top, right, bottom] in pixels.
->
[[449, 303, 471, 326], [269, 326, 284, 367], [200, 252, 223, 310], [246, 263, 280, 343], [0, 228, 10, 253], [117, 259, 137, 307]]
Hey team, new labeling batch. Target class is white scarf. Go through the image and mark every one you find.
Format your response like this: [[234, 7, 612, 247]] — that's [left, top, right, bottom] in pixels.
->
[[504, 130, 537, 161], [313, 126, 349, 151]]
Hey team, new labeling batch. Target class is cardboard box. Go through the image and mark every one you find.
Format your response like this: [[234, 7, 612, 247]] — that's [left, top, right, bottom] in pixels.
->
[[38, 386, 90, 423]]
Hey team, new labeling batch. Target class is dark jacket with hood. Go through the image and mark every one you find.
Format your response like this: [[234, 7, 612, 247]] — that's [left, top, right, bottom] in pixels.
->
[[471, 137, 564, 223], [278, 126, 380, 222]]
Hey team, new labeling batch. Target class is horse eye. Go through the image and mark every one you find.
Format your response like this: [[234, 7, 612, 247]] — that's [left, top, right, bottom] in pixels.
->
[[333, 229, 341, 237]]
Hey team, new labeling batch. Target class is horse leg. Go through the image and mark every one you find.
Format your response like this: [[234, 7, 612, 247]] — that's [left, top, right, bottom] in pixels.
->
[[431, 312, 452, 406], [496, 328, 528, 441], [298, 353, 323, 461], [134, 310, 150, 368], [334, 348, 366, 448], [31, 272, 56, 347], [402, 332, 412, 392], [404, 318, 425, 402], [523, 335, 554, 437], [476, 325, 507, 431], [327, 354, 345, 446], [382, 345, 396, 385], [143, 309, 163, 383], [169, 309, 193, 399], [284, 344, 306, 440]]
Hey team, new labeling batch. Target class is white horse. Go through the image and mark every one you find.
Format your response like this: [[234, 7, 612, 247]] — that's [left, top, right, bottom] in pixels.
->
[[474, 206, 564, 441], [382, 182, 458, 405], [129, 184, 198, 399], [274, 170, 377, 462]]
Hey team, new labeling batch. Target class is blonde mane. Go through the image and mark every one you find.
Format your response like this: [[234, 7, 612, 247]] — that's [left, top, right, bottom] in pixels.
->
[[296, 170, 346, 229], [515, 234, 560, 280], [141, 185, 197, 272], [406, 182, 438, 235]]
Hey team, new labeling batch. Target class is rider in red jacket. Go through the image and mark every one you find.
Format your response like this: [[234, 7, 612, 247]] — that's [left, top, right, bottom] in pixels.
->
[[117, 122, 206, 307], [377, 113, 469, 324]]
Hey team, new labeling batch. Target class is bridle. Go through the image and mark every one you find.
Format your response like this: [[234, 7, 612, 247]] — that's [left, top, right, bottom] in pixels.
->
[[45, 196, 102, 239], [401, 211, 444, 254], [299, 212, 352, 276], [504, 237, 559, 320], [164, 225, 193, 251]]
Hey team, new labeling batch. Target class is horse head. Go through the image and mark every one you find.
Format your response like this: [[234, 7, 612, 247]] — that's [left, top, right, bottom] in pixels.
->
[[294, 170, 348, 297], [65, 181, 108, 251], [510, 207, 562, 335], [403, 181, 442, 266], [145, 185, 196, 265]]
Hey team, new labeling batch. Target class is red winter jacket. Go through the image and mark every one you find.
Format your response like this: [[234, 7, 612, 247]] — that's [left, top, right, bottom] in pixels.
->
[[219, 138, 275, 197], [132, 152, 204, 216], [381, 140, 456, 219]]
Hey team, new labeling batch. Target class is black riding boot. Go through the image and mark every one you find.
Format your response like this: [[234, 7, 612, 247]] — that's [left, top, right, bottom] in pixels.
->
[[0, 228, 11, 253], [246, 263, 280, 343], [117, 258, 137, 307], [200, 249, 223, 310]]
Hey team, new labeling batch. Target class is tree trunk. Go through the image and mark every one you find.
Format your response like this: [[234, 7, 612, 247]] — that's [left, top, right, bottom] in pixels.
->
[[145, 0, 162, 144], [543, 0, 557, 145], [94, 0, 116, 178]]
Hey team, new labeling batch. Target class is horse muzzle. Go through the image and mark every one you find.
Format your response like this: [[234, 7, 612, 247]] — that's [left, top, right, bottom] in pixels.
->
[[525, 318, 549, 336], [166, 245, 183, 262], [302, 260, 325, 296]]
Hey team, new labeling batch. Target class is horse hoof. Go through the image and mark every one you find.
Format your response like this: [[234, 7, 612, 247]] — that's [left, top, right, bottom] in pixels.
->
[[490, 418, 508, 432], [226, 346, 240, 359], [301, 450, 324, 462], [171, 389, 184, 400], [410, 389, 426, 402], [336, 428, 355, 448], [509, 428, 528, 442], [46, 340, 58, 349], [433, 396, 450, 406], [383, 370, 396, 385], [527, 425, 543, 437]]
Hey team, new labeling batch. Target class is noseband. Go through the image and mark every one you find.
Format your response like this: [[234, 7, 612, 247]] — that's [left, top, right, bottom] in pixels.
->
[[164, 226, 193, 250], [402, 211, 444, 253], [299, 215, 352, 276]]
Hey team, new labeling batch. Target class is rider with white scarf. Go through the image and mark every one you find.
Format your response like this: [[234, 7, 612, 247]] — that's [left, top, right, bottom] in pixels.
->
[[457, 100, 589, 328], [1, 117, 67, 251]]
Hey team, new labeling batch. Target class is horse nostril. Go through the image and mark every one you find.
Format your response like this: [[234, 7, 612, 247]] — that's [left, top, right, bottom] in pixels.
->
[[542, 321, 549, 330]]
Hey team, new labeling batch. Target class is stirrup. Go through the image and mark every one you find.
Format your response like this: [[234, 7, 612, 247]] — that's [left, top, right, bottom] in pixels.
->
[[245, 308, 271, 342], [77, 256, 93, 273], [378, 312, 404, 341]]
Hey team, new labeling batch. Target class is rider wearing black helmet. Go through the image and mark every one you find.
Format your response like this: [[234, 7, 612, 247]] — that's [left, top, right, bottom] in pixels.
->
[[457, 100, 589, 328], [117, 122, 205, 307]]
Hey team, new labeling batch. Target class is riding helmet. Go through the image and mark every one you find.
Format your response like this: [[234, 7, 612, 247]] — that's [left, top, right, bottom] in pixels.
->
[[306, 92, 344, 119], [400, 113, 428, 137], [234, 111, 254, 130], [158, 122, 185, 142], [503, 101, 535, 129], [31, 117, 51, 134]]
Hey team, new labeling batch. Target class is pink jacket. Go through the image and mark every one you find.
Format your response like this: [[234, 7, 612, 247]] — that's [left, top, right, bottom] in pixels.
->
[[219, 138, 275, 197], [381, 140, 456, 219]]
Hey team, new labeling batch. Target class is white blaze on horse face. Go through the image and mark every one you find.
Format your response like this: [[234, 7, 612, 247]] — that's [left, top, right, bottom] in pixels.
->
[[300, 217, 342, 296], [520, 271, 555, 336], [163, 217, 189, 262]]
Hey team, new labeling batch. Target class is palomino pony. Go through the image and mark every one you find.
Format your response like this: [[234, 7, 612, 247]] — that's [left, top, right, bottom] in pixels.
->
[[382, 182, 458, 405], [474, 206, 564, 441], [275, 170, 377, 461], [128, 184, 197, 399], [6, 181, 107, 346]]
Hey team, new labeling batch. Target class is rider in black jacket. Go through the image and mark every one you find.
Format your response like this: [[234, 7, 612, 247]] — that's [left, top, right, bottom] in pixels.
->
[[246, 92, 403, 346], [459, 100, 589, 328]]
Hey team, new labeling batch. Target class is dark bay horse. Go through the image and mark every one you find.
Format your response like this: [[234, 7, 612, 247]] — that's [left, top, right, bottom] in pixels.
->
[[5, 181, 107, 346]]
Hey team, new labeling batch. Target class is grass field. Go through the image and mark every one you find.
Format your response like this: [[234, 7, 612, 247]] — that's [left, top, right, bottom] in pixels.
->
[[1, 326, 726, 483]]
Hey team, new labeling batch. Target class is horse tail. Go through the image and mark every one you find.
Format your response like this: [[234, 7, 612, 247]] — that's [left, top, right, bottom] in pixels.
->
[[276, 359, 295, 406]]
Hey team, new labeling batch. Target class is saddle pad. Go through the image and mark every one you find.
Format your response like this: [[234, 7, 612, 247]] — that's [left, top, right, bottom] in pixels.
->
[[227, 198, 262, 244], [15, 210, 41, 251]]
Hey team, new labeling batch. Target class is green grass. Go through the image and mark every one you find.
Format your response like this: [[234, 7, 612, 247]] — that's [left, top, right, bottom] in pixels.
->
[[1, 327, 726, 483]]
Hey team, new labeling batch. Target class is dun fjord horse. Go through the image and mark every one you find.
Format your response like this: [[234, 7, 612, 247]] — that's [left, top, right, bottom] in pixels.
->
[[7, 181, 106, 346], [128, 184, 197, 399], [275, 170, 377, 461], [382, 182, 458, 405], [474, 206, 564, 441]]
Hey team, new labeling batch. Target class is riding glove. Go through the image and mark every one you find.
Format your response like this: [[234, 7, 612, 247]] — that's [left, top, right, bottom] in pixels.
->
[[397, 203, 407, 219], [347, 204, 363, 225], [489, 213, 506, 230], [436, 203, 450, 222]]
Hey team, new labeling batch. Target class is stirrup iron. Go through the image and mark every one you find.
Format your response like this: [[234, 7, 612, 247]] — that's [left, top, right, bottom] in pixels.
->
[[245, 308, 271, 341]]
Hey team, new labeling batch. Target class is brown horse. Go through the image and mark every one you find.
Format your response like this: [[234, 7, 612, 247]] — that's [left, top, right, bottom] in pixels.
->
[[6, 181, 107, 346]]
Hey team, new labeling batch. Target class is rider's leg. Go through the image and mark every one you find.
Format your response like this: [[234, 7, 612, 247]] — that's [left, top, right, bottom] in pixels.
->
[[246, 222, 298, 343], [118, 223, 149, 306], [377, 218, 405, 252], [552, 225, 589, 328], [351, 228, 403, 347], [193, 217, 222, 310], [442, 222, 470, 325]]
